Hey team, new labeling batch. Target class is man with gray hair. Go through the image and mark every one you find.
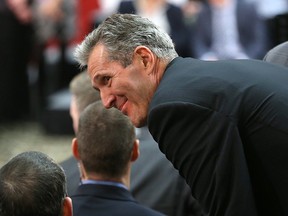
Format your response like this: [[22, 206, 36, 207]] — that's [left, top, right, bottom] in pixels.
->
[[74, 13, 288, 216]]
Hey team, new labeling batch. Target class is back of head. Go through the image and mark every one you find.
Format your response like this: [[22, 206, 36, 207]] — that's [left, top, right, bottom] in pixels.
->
[[263, 41, 288, 67], [74, 13, 178, 68], [77, 101, 135, 179], [69, 71, 101, 113], [0, 151, 66, 216]]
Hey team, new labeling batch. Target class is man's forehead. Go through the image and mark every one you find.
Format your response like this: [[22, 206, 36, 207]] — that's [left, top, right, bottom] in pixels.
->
[[87, 44, 108, 73], [88, 43, 107, 62]]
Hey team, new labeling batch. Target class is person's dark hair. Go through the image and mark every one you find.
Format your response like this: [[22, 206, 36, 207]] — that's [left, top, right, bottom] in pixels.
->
[[0, 151, 67, 216], [74, 13, 178, 68], [77, 101, 135, 178], [69, 71, 101, 113]]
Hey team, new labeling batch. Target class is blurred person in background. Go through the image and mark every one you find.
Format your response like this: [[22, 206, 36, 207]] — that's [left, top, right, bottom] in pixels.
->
[[0, 0, 34, 122], [33, 0, 100, 107], [248, 0, 288, 19], [192, 0, 268, 60], [181, 0, 202, 26], [246, 0, 288, 50]]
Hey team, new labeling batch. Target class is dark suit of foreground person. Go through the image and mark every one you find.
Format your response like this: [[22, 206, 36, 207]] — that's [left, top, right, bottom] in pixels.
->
[[0, 151, 72, 216], [71, 101, 164, 216], [74, 14, 288, 216]]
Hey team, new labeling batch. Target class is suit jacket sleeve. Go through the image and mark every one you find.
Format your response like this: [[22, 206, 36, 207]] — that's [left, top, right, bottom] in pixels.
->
[[148, 101, 258, 216]]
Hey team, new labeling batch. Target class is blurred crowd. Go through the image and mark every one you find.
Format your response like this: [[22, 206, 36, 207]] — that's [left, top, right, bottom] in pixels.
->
[[0, 0, 287, 124]]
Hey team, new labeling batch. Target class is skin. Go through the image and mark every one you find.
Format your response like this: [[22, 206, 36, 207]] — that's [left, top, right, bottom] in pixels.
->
[[87, 43, 167, 127], [62, 197, 73, 216], [209, 0, 230, 7], [70, 96, 79, 132]]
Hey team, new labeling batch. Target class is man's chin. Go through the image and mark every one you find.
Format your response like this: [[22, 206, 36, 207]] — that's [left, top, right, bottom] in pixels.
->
[[131, 117, 147, 128]]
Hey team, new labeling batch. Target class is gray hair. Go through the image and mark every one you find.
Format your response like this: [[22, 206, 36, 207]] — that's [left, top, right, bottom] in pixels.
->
[[69, 71, 101, 113], [74, 13, 178, 68]]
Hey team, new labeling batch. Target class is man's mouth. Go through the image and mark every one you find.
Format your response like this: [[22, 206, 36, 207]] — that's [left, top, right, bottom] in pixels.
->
[[118, 100, 128, 114]]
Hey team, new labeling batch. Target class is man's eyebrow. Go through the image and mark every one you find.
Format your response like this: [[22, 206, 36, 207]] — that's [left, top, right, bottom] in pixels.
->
[[94, 73, 110, 81], [91, 75, 103, 91]]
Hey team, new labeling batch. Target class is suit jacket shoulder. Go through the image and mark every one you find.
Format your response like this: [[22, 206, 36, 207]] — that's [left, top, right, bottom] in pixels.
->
[[148, 57, 288, 215], [71, 184, 164, 216]]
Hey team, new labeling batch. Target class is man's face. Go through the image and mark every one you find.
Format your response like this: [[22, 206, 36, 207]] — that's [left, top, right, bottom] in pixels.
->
[[87, 44, 155, 127]]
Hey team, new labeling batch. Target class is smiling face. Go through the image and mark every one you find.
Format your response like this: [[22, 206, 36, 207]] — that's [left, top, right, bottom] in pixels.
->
[[87, 43, 159, 127]]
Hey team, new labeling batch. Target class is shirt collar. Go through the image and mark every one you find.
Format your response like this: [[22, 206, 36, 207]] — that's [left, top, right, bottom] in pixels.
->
[[81, 179, 128, 190]]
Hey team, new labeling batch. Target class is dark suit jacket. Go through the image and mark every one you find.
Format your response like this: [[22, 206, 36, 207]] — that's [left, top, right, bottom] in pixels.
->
[[148, 57, 288, 216], [192, 1, 267, 59], [71, 184, 164, 216], [131, 127, 203, 216], [118, 1, 191, 57]]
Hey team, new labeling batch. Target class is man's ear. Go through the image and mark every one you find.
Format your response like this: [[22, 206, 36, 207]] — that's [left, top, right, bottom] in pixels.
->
[[62, 197, 73, 216], [72, 138, 80, 160], [131, 139, 140, 162], [134, 46, 154, 69]]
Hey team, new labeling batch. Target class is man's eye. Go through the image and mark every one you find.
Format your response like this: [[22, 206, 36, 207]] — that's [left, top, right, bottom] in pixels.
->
[[103, 76, 111, 84]]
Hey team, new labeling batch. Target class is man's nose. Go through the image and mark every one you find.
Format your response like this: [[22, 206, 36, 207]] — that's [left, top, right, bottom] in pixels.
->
[[101, 90, 115, 109]]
